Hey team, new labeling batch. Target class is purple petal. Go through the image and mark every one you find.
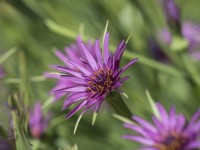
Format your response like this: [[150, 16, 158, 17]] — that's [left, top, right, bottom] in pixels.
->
[[44, 72, 60, 79], [103, 33, 110, 64], [156, 103, 169, 127], [133, 116, 157, 133], [124, 123, 150, 138], [112, 40, 126, 71], [67, 59, 91, 75], [169, 105, 176, 129], [112, 76, 129, 89], [115, 58, 138, 79], [122, 135, 154, 145], [60, 76, 86, 84], [62, 93, 86, 109], [95, 40, 103, 67], [66, 100, 87, 118], [65, 47, 81, 65], [152, 116, 164, 132], [54, 50, 68, 64], [186, 141, 200, 149], [81, 42, 98, 70], [30, 102, 42, 125], [114, 40, 126, 62], [53, 86, 86, 94], [57, 66, 83, 78], [175, 114, 186, 132]]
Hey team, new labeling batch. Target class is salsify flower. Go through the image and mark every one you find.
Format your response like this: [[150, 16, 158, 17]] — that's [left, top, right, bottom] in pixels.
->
[[158, 29, 172, 45], [160, 0, 180, 26], [48, 33, 138, 118], [182, 22, 200, 50], [181, 22, 200, 60], [123, 103, 200, 150], [149, 38, 169, 63], [29, 102, 51, 139]]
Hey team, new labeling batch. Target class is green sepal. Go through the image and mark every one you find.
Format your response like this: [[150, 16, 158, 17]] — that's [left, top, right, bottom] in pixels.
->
[[106, 92, 132, 119]]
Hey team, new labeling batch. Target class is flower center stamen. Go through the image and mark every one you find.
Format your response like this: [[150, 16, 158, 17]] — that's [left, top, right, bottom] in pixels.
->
[[155, 135, 185, 150], [87, 67, 113, 94]]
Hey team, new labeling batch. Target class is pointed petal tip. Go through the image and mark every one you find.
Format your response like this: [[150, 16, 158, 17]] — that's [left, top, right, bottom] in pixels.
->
[[105, 32, 109, 37], [66, 113, 71, 119], [134, 58, 139, 62], [43, 72, 49, 77], [61, 107, 66, 111], [53, 49, 60, 54]]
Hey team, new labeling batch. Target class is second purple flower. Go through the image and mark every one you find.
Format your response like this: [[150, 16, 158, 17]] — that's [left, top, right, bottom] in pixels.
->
[[47, 33, 138, 118]]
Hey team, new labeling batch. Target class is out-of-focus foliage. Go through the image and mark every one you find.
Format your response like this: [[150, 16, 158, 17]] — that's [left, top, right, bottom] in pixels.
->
[[0, 0, 200, 149]]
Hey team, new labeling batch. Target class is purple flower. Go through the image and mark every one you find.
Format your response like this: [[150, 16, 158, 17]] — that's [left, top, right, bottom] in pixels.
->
[[29, 102, 51, 139], [182, 22, 200, 52], [149, 38, 169, 63], [158, 29, 172, 45], [0, 66, 5, 78], [48, 33, 138, 118], [123, 103, 200, 150], [161, 0, 180, 25]]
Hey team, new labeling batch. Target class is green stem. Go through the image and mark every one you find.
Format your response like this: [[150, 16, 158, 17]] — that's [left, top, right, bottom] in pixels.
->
[[4, 76, 46, 84]]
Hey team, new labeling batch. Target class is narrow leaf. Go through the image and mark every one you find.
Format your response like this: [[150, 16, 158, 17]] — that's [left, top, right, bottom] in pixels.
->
[[0, 47, 17, 64], [145, 90, 160, 119], [125, 32, 133, 44], [92, 112, 97, 126], [73, 115, 83, 135], [113, 114, 135, 125]]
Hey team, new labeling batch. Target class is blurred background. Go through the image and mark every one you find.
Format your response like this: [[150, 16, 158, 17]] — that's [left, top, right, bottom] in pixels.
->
[[0, 0, 200, 149]]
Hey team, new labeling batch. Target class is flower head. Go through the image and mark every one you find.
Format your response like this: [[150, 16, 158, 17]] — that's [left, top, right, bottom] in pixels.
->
[[29, 102, 51, 138], [161, 0, 180, 25], [182, 22, 200, 51], [123, 103, 200, 150], [48, 33, 138, 118], [149, 38, 169, 63], [158, 29, 172, 45]]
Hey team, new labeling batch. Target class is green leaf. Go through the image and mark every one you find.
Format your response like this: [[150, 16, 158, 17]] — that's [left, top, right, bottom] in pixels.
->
[[181, 54, 200, 87], [73, 115, 83, 135], [12, 111, 32, 150], [112, 114, 135, 125], [45, 19, 79, 40], [65, 144, 78, 150], [102, 20, 109, 56], [145, 90, 160, 119], [79, 23, 85, 38], [0, 47, 17, 64], [42, 96, 54, 114], [125, 32, 133, 44], [92, 112, 98, 126]]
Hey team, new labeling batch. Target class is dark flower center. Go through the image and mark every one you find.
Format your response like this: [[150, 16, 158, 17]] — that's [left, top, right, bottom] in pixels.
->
[[155, 134, 185, 150], [87, 67, 113, 94]]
